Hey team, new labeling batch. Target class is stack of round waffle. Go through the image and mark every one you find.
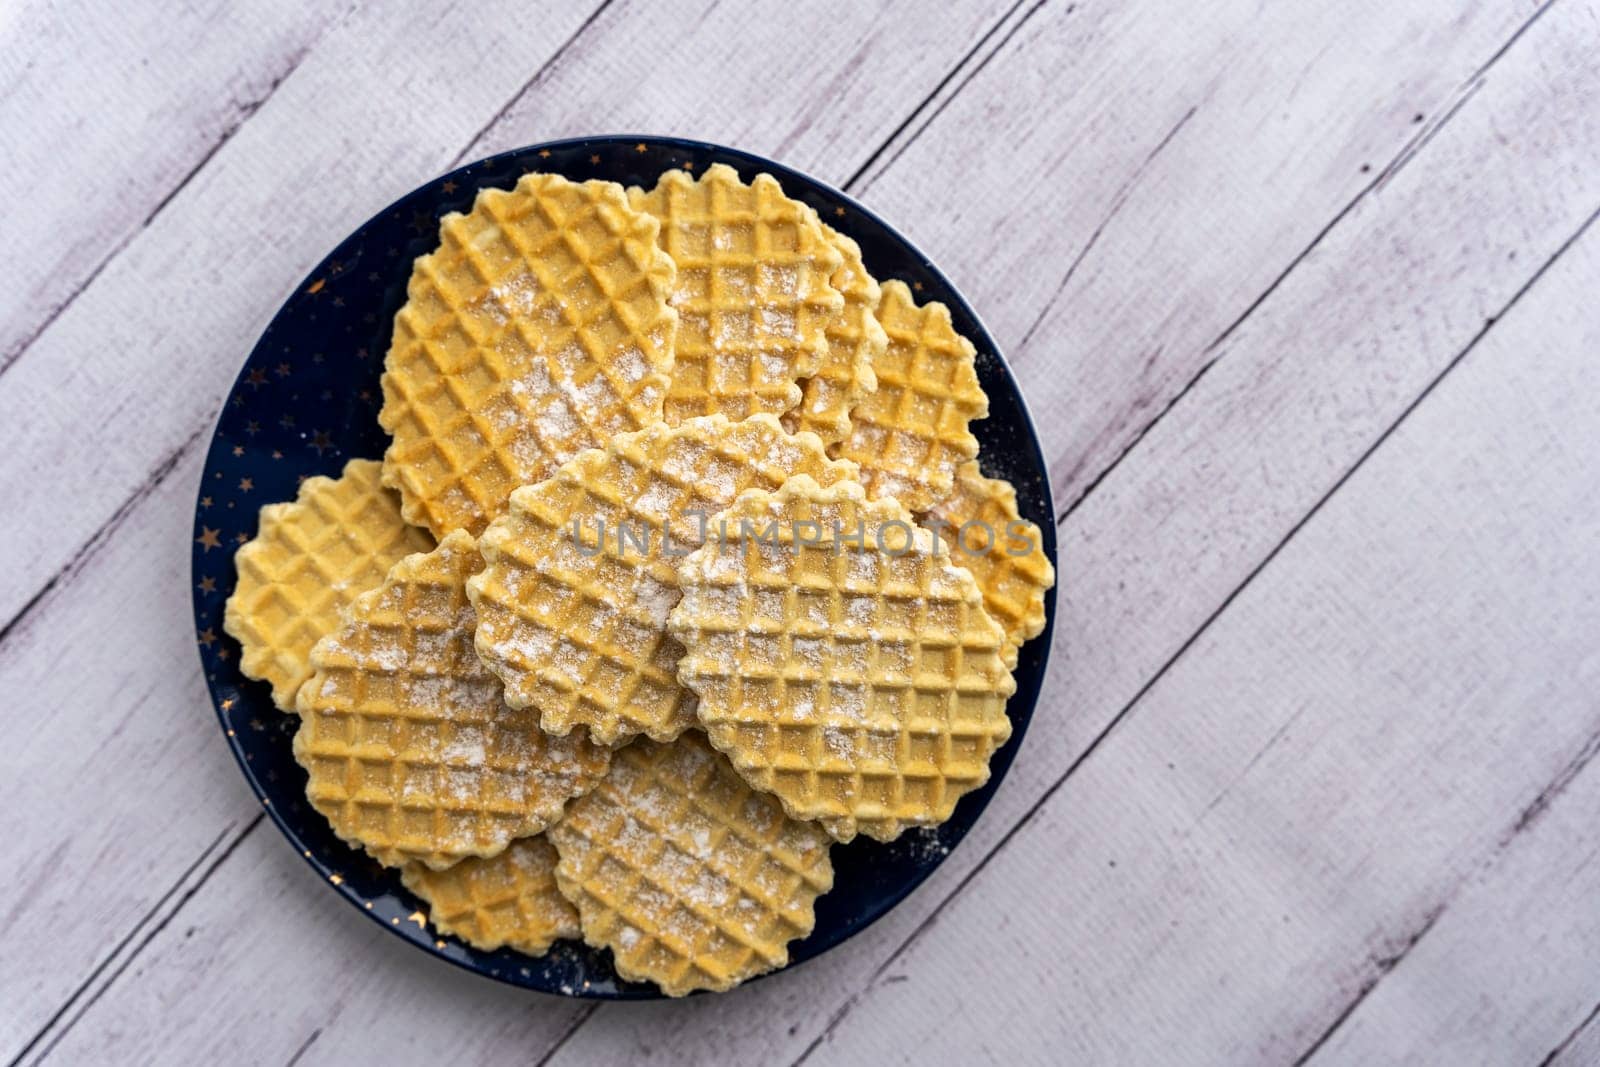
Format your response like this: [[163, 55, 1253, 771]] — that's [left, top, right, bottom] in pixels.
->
[[226, 165, 1053, 995]]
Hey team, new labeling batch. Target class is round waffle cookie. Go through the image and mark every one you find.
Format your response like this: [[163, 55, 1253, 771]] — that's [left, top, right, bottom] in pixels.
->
[[379, 173, 677, 538], [782, 223, 884, 447], [401, 835, 578, 956], [546, 731, 834, 996], [224, 458, 434, 711], [921, 460, 1055, 669], [669, 476, 1016, 843], [468, 413, 857, 747], [294, 531, 611, 869], [832, 279, 987, 512], [629, 163, 843, 425]]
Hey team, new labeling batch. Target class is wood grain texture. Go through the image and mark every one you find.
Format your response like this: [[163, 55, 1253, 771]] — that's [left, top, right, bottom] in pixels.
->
[[0, 0, 344, 369], [3, 0, 1598, 1061], [804, 167, 1600, 1067]]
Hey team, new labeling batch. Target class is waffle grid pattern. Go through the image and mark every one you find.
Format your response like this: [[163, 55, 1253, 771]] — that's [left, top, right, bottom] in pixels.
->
[[468, 414, 857, 746], [670, 477, 1015, 843], [783, 223, 884, 446], [547, 732, 834, 996], [921, 460, 1055, 669], [401, 836, 579, 955], [294, 532, 610, 869], [833, 279, 987, 512], [380, 173, 677, 537], [630, 164, 843, 425], [225, 458, 434, 711]]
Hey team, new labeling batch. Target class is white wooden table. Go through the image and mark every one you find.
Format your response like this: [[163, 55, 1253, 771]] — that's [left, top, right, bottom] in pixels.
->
[[5, 1, 1599, 1062]]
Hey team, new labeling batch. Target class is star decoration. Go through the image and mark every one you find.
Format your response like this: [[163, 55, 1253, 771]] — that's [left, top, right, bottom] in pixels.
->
[[913, 281, 924, 291], [196, 527, 222, 551], [221, 697, 234, 711], [239, 478, 253, 492], [635, 142, 648, 153], [235, 532, 248, 544], [329, 873, 344, 886], [310, 430, 333, 454], [355, 347, 369, 360], [435, 940, 446, 949], [538, 149, 551, 159], [249, 718, 264, 731], [198, 577, 217, 594], [441, 180, 458, 194], [271, 450, 283, 460], [682, 161, 694, 170], [307, 279, 325, 295], [332, 296, 345, 308], [589, 154, 600, 165], [408, 911, 427, 928], [276, 362, 292, 377], [198, 627, 217, 646], [244, 420, 260, 435], [232, 445, 244, 457], [201, 496, 213, 508], [246, 369, 268, 388], [835, 206, 846, 217]]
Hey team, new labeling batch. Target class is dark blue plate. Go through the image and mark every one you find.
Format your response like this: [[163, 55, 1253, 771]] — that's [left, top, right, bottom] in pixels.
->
[[191, 135, 1057, 998]]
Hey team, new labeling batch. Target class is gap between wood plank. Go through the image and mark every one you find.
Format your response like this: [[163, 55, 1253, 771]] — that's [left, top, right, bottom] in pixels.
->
[[9, 814, 266, 1067], [792, 190, 1600, 1067], [839, 0, 1047, 193], [1295, 600, 1600, 1064], [1539, 997, 1600, 1067], [0, 0, 1039, 1050], [0, 2, 362, 383], [1048, 0, 1559, 527], [3, 0, 1564, 1051]]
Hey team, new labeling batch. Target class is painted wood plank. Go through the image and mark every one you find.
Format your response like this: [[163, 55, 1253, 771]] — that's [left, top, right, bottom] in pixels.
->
[[0, 2, 610, 1055], [858, 0, 1560, 514], [21, 2, 1587, 1062], [541, 4, 1600, 1061], [801, 165, 1600, 1066], [31, 823, 593, 1065], [1306, 697, 1600, 1064], [9, 2, 1587, 1062], [0, 0, 342, 367], [0, 2, 1021, 1056], [0, 0, 1015, 639]]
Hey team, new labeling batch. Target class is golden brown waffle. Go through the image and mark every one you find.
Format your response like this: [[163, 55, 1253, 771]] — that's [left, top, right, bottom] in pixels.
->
[[294, 531, 611, 869], [670, 476, 1015, 843], [629, 164, 843, 425], [468, 414, 857, 747], [832, 280, 987, 512], [546, 731, 833, 996], [401, 835, 578, 955], [783, 223, 884, 447], [921, 460, 1054, 669], [380, 173, 677, 538], [224, 459, 433, 711]]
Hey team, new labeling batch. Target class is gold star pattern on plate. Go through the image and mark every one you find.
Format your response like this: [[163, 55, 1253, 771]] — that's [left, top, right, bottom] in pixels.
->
[[197, 527, 221, 551], [198, 627, 217, 646], [198, 577, 217, 594]]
